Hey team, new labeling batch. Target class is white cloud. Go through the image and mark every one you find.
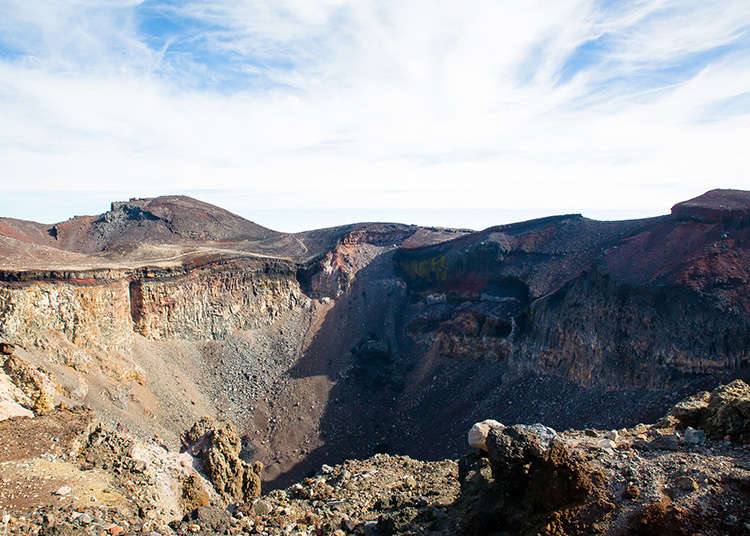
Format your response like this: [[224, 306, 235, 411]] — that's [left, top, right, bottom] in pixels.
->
[[0, 0, 749, 228]]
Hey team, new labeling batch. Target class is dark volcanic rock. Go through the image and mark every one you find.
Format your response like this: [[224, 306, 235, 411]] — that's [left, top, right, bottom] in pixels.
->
[[457, 412, 750, 536], [364, 192, 750, 472], [512, 269, 750, 388], [459, 424, 608, 535], [671, 189, 750, 223]]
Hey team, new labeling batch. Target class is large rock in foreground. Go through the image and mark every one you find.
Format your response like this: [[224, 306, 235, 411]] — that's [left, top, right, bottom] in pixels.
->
[[460, 424, 610, 534], [467, 419, 504, 452], [459, 407, 750, 535]]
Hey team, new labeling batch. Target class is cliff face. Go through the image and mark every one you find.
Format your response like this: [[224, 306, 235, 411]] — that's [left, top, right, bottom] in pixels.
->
[[353, 198, 750, 469], [129, 259, 308, 340], [513, 269, 750, 388], [0, 278, 133, 353], [394, 207, 750, 390], [0, 257, 309, 346], [297, 225, 433, 298], [0, 254, 314, 451]]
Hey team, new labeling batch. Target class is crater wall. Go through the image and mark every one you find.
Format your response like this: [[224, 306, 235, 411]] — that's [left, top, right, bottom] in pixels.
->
[[129, 259, 308, 340], [0, 257, 309, 349]]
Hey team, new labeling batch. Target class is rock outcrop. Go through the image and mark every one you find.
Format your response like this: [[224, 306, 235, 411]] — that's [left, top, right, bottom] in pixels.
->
[[1, 353, 55, 414], [460, 424, 609, 535], [661, 379, 750, 443], [41, 196, 280, 254], [459, 409, 750, 536], [182, 417, 263, 504]]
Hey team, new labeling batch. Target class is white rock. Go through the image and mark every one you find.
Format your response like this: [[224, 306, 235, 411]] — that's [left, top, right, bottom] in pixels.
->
[[605, 430, 618, 441], [425, 294, 446, 304], [0, 399, 33, 421], [54, 486, 72, 496], [468, 419, 504, 451]]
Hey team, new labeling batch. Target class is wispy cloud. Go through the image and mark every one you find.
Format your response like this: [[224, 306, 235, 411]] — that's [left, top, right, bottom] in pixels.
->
[[0, 0, 749, 224]]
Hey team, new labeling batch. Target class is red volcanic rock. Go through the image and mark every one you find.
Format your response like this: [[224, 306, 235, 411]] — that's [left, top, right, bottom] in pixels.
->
[[49, 195, 281, 253], [0, 195, 281, 257], [671, 189, 750, 223]]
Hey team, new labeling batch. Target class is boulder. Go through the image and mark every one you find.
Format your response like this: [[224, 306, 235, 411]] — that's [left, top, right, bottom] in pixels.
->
[[459, 423, 608, 535], [467, 419, 504, 451], [53, 486, 72, 496], [665, 390, 711, 427], [180, 474, 210, 513], [683, 427, 704, 444], [251, 499, 272, 515], [183, 506, 231, 533]]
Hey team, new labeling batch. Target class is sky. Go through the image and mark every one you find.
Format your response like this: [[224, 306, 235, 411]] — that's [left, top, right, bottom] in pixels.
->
[[0, 1, 749, 231]]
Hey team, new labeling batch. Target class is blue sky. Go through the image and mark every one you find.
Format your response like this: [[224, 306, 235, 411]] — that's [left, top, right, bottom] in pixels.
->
[[1, 1, 749, 230]]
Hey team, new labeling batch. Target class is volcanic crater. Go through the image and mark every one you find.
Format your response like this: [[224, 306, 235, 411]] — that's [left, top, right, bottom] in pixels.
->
[[1, 190, 749, 494]]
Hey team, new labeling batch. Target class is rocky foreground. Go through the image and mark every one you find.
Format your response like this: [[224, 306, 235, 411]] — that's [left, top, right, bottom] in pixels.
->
[[0, 380, 748, 536]]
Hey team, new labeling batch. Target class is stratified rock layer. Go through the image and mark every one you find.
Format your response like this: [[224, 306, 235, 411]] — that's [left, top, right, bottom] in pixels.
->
[[0, 278, 133, 352], [129, 259, 307, 340]]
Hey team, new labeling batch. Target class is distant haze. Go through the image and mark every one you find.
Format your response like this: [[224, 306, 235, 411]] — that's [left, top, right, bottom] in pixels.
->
[[0, 190, 665, 233]]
